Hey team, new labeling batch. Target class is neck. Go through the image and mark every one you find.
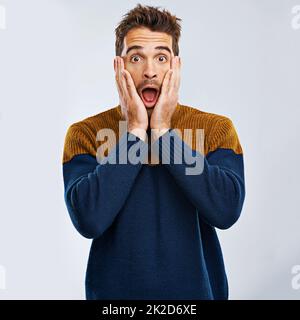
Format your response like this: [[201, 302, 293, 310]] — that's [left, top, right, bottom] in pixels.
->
[[146, 108, 153, 118]]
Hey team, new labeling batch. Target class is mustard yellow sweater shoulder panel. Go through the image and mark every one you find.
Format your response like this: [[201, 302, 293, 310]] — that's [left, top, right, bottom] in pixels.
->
[[62, 103, 243, 165], [171, 103, 243, 156], [62, 106, 122, 164]]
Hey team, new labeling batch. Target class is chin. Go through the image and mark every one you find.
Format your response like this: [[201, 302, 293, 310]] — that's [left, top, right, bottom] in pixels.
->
[[146, 108, 154, 116]]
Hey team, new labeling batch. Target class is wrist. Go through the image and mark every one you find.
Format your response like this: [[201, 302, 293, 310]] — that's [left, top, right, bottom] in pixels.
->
[[150, 120, 171, 130], [151, 128, 170, 142], [128, 127, 148, 142]]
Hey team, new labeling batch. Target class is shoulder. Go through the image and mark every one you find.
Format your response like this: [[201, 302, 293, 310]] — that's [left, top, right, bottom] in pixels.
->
[[175, 103, 242, 155], [175, 103, 232, 128], [63, 105, 121, 163]]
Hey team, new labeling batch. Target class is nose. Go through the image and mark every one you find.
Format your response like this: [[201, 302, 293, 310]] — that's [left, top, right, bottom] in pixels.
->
[[143, 60, 157, 80]]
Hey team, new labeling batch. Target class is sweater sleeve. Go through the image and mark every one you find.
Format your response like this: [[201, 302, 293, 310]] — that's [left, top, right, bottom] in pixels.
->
[[62, 124, 148, 239], [151, 118, 245, 230]]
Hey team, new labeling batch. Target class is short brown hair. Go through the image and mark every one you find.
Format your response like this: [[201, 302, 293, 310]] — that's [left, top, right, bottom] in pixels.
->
[[115, 3, 182, 56]]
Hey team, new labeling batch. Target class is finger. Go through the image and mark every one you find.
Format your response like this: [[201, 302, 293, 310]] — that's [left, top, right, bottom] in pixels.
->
[[120, 58, 139, 100], [170, 54, 175, 70], [170, 56, 180, 92], [118, 57, 130, 97], [114, 57, 121, 92], [161, 69, 173, 95], [114, 57, 120, 84], [115, 58, 130, 111], [116, 56, 121, 81], [118, 56, 123, 84], [122, 69, 139, 99], [117, 59, 130, 117], [168, 56, 177, 92], [115, 57, 124, 97], [115, 56, 122, 88], [175, 56, 181, 91]]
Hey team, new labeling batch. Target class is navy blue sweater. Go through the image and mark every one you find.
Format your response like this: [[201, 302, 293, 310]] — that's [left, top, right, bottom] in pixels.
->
[[62, 104, 245, 300]]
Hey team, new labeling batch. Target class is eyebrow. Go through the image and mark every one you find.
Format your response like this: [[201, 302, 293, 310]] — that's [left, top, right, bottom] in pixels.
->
[[126, 45, 172, 55]]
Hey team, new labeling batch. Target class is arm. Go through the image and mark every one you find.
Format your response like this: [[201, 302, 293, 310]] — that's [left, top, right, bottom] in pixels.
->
[[151, 118, 245, 230], [62, 124, 148, 239]]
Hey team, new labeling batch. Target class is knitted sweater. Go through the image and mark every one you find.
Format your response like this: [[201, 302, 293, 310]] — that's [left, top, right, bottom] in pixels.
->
[[62, 103, 245, 300]]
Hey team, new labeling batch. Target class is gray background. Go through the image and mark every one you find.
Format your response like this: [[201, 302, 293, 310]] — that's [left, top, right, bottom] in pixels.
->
[[0, 0, 300, 299]]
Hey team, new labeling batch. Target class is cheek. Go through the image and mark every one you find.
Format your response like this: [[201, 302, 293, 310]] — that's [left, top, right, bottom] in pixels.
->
[[160, 66, 171, 80], [125, 65, 140, 85]]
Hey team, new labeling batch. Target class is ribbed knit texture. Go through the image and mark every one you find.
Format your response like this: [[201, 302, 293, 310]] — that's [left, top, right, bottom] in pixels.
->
[[62, 102, 245, 300], [62, 103, 243, 165]]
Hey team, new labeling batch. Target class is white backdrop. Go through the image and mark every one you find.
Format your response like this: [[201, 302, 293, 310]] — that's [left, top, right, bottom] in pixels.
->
[[0, 0, 300, 299]]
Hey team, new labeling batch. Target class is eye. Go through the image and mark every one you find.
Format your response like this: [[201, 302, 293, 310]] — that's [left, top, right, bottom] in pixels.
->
[[158, 55, 167, 62], [130, 55, 141, 63]]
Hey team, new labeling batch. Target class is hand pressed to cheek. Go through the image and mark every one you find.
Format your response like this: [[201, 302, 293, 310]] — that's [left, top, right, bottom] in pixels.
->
[[114, 56, 149, 135], [114, 56, 132, 112], [150, 56, 181, 131], [114, 57, 127, 105], [169, 56, 181, 99], [161, 56, 181, 106]]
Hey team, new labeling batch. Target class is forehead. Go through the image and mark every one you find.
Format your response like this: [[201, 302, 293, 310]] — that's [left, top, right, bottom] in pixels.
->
[[122, 27, 173, 54]]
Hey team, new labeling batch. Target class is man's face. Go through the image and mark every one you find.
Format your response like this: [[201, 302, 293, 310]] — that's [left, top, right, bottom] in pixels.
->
[[120, 27, 174, 112]]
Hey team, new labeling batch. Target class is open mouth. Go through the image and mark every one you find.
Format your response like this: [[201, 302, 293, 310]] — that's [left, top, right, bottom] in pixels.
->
[[141, 87, 159, 107]]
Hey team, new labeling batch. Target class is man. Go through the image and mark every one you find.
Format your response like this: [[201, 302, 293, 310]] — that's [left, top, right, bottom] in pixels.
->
[[62, 4, 245, 300]]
